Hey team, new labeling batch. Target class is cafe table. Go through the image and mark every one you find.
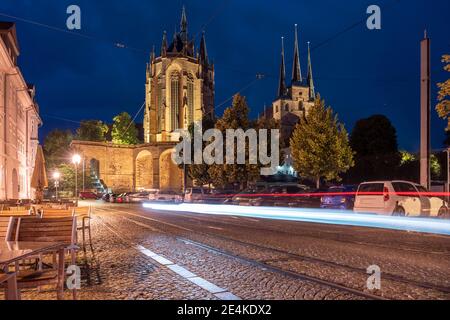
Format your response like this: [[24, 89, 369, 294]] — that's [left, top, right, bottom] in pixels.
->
[[0, 241, 66, 300]]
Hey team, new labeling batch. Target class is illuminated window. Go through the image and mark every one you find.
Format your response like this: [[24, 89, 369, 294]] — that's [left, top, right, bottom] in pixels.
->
[[170, 72, 180, 131], [157, 76, 163, 132], [187, 74, 194, 125]]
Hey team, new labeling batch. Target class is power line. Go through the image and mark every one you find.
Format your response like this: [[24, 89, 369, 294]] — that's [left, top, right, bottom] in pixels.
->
[[0, 11, 147, 53]]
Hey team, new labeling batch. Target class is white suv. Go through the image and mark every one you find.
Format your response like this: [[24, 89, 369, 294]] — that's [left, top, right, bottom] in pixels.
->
[[354, 181, 448, 217]]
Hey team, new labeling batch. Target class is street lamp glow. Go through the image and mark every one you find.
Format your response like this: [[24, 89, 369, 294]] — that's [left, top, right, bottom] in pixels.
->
[[53, 171, 61, 180], [72, 154, 81, 165]]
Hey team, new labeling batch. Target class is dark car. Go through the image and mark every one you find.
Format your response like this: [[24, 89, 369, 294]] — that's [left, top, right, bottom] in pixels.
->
[[232, 189, 266, 206], [102, 193, 112, 202], [79, 191, 99, 200], [251, 185, 318, 208], [320, 185, 357, 210]]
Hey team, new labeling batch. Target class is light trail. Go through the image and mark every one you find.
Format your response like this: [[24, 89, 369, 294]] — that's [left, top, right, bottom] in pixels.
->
[[142, 203, 450, 236]]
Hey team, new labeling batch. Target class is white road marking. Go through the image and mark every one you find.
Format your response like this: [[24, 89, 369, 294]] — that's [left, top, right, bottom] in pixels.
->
[[97, 209, 241, 300]]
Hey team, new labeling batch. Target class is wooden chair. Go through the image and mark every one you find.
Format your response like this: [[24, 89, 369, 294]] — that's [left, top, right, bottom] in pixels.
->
[[40, 209, 74, 219], [73, 207, 92, 249], [0, 210, 33, 217], [0, 272, 18, 300], [8, 217, 79, 300], [0, 217, 14, 241]]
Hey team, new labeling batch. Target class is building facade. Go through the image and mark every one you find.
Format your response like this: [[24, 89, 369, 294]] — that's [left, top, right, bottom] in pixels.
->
[[73, 8, 214, 193], [0, 22, 42, 200], [144, 6, 214, 143]]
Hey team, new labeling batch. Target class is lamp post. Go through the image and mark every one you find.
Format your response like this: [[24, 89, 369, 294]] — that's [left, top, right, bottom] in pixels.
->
[[72, 154, 81, 206], [53, 171, 61, 202]]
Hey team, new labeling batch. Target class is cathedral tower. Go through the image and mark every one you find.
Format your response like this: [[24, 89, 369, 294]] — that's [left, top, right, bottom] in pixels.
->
[[144, 7, 215, 143]]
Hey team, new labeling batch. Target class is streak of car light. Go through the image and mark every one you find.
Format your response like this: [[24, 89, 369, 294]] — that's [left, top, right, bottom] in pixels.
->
[[142, 203, 450, 236]]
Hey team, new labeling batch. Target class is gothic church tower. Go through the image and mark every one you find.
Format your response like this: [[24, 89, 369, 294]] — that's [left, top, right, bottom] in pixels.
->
[[144, 7, 215, 143]]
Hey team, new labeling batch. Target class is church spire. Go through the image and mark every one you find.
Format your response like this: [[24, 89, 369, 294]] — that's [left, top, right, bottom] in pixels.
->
[[292, 24, 302, 83], [181, 5, 187, 32], [199, 31, 208, 65], [278, 37, 287, 98], [161, 31, 168, 56], [307, 41, 315, 100]]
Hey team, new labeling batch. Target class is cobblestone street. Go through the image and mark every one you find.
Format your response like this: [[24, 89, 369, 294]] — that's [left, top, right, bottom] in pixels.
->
[[7, 201, 450, 300]]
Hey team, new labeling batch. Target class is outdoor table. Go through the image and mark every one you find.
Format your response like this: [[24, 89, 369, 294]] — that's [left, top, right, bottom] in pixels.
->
[[0, 241, 66, 300]]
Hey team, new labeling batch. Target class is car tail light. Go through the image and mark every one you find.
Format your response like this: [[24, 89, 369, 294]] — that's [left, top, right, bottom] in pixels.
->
[[383, 187, 390, 202]]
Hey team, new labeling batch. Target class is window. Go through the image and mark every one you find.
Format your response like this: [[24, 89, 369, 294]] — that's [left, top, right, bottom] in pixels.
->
[[157, 76, 163, 132], [187, 74, 194, 125], [392, 182, 419, 196], [285, 104, 289, 112], [358, 183, 384, 194], [170, 72, 180, 131]]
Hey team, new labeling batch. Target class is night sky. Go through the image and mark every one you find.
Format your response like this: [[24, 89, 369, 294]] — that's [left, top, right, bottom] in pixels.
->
[[1, 0, 449, 152]]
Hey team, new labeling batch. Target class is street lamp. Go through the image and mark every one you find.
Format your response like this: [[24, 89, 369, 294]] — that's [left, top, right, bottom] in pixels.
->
[[53, 171, 61, 202], [72, 154, 81, 206]]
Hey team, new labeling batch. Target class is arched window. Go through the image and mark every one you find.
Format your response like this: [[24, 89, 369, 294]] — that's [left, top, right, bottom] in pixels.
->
[[285, 104, 289, 112], [187, 74, 194, 125], [157, 76, 163, 132], [171, 72, 180, 131]]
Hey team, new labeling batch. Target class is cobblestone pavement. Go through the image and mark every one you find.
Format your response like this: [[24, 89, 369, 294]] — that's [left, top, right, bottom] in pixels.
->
[[3, 201, 450, 300]]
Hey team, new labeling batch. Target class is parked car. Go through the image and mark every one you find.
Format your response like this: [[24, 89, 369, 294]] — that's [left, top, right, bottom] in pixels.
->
[[184, 188, 208, 203], [102, 193, 113, 202], [320, 185, 357, 210], [79, 191, 99, 200], [147, 190, 159, 201], [109, 194, 120, 203], [232, 189, 265, 206], [353, 181, 448, 217], [154, 191, 183, 203], [251, 185, 320, 208], [127, 192, 150, 203]]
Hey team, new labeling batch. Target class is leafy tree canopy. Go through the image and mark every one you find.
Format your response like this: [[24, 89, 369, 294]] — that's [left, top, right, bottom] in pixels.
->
[[111, 112, 140, 145], [290, 95, 354, 188], [43, 129, 73, 169], [436, 55, 450, 130], [76, 120, 109, 142]]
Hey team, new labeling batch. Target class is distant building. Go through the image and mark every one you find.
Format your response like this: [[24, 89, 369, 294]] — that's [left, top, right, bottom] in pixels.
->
[[0, 22, 42, 200], [263, 25, 316, 145]]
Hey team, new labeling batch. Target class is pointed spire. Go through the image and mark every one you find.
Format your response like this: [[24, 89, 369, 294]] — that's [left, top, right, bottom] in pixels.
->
[[161, 31, 168, 56], [278, 37, 287, 98], [150, 45, 155, 63], [181, 5, 188, 33], [307, 41, 315, 100], [199, 31, 208, 65], [292, 24, 302, 83]]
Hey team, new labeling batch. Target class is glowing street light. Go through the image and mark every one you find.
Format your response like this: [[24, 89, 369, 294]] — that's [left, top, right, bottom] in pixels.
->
[[53, 171, 61, 201], [72, 154, 81, 206]]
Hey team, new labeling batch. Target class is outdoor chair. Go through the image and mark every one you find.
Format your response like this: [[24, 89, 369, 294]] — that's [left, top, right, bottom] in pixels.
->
[[73, 206, 92, 249], [0, 272, 18, 300], [40, 209, 74, 218], [7, 217, 79, 300], [0, 210, 33, 217], [0, 217, 14, 241]]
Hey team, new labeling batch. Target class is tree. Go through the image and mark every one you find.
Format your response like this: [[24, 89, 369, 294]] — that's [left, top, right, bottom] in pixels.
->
[[186, 116, 215, 187], [290, 96, 354, 188], [76, 120, 109, 142], [436, 55, 450, 130], [111, 112, 140, 145], [208, 94, 260, 189], [346, 115, 400, 182], [43, 129, 73, 169], [51, 163, 93, 195]]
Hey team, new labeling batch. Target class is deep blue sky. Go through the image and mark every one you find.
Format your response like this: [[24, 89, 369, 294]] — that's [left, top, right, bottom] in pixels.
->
[[1, 0, 449, 151]]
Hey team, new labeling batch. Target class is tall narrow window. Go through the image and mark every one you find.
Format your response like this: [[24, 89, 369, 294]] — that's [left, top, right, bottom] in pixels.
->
[[170, 72, 180, 131], [157, 76, 163, 132], [187, 74, 194, 125]]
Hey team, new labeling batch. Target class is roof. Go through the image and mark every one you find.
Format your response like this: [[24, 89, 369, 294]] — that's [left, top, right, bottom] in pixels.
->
[[0, 21, 19, 54]]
